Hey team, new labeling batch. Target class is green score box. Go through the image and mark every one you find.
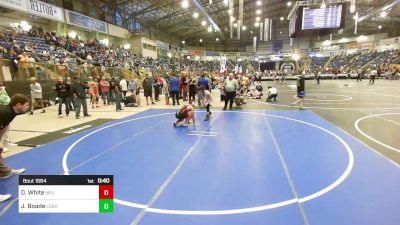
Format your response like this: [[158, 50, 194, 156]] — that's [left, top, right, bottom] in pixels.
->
[[99, 199, 114, 213]]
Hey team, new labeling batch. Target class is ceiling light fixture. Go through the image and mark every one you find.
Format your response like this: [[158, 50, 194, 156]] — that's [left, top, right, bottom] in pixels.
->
[[242, 25, 247, 30], [181, 0, 189, 8], [201, 20, 207, 26], [193, 12, 199, 18], [256, 0, 262, 6], [68, 31, 77, 39], [256, 9, 261, 15]]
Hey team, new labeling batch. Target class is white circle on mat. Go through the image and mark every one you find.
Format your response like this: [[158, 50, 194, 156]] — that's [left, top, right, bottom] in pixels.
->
[[292, 94, 352, 102], [355, 113, 400, 153], [251, 89, 400, 110], [62, 111, 354, 215]]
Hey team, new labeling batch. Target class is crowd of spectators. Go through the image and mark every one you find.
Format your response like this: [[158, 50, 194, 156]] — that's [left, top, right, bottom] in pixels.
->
[[0, 25, 400, 81], [1, 26, 262, 77], [351, 51, 382, 68], [330, 53, 360, 69]]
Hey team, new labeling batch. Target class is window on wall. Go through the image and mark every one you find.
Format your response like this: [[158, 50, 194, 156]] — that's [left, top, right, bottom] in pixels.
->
[[115, 11, 123, 27], [128, 20, 141, 32], [143, 43, 156, 51]]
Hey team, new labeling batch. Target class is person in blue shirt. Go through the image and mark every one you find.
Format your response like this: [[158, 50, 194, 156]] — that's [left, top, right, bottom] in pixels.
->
[[197, 74, 209, 91], [169, 75, 180, 106]]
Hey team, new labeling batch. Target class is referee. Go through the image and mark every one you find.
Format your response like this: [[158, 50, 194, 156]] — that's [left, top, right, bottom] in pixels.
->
[[223, 73, 239, 110]]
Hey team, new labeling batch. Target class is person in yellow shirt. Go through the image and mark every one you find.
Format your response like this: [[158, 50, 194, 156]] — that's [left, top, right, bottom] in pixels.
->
[[242, 74, 249, 87], [18, 52, 29, 80]]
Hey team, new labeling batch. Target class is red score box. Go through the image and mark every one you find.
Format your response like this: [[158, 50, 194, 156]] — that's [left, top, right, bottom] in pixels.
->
[[99, 185, 114, 199]]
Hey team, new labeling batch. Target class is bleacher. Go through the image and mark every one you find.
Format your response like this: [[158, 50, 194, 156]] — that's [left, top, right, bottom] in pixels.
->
[[0, 31, 73, 64], [351, 51, 382, 68], [330, 53, 360, 69], [370, 50, 400, 66], [309, 56, 330, 71]]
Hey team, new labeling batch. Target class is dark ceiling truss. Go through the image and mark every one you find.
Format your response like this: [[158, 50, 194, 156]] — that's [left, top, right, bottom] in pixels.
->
[[127, 0, 170, 20], [101, 0, 400, 44]]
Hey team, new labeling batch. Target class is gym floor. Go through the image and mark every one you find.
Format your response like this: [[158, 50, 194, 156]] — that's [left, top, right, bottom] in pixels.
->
[[1, 79, 399, 225]]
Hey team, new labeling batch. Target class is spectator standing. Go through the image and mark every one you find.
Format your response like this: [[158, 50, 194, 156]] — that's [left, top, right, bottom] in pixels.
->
[[153, 76, 161, 101], [377, 68, 382, 78], [188, 76, 197, 104], [29, 77, 45, 115], [316, 71, 321, 85], [142, 74, 155, 105], [4, 49, 18, 76], [129, 78, 138, 97], [180, 75, 188, 101], [114, 79, 123, 111], [18, 51, 29, 80], [96, 77, 102, 105], [27, 55, 36, 78], [0, 94, 29, 202], [369, 68, 377, 84], [134, 78, 141, 95], [0, 82, 16, 153], [169, 75, 180, 106], [198, 74, 209, 90], [55, 77, 70, 117], [357, 68, 363, 82], [119, 77, 129, 97], [66, 77, 75, 111], [71, 77, 90, 119], [291, 75, 306, 110], [163, 79, 170, 105], [109, 77, 115, 104], [99, 76, 110, 105]]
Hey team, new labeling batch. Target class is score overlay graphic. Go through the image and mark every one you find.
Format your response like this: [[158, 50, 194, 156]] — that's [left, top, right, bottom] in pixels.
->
[[18, 175, 114, 213]]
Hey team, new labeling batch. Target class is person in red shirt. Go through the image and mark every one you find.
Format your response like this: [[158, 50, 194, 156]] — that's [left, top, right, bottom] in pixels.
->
[[174, 103, 195, 127], [99, 76, 110, 105], [180, 75, 188, 101]]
